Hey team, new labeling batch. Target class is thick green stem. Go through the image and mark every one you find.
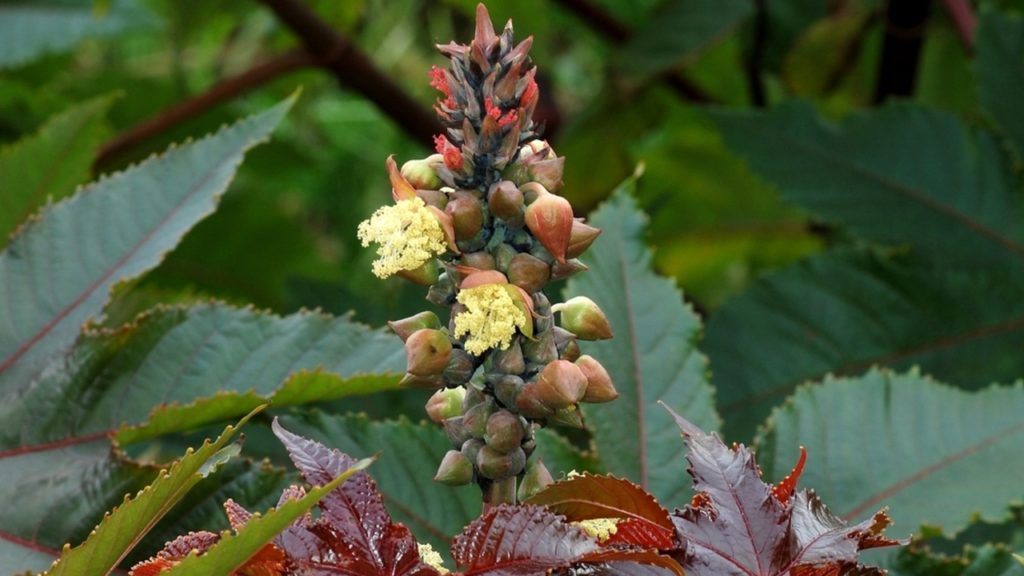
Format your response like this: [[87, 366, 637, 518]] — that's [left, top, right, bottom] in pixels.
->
[[483, 477, 517, 513]]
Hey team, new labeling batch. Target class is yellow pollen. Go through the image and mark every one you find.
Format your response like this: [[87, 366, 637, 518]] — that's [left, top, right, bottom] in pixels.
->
[[417, 543, 449, 573], [357, 197, 447, 278], [575, 518, 620, 543], [453, 285, 528, 356]]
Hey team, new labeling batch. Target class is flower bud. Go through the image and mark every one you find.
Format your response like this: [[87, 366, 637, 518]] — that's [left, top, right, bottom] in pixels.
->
[[492, 374, 524, 408], [426, 387, 466, 424], [443, 349, 476, 385], [476, 445, 526, 480], [485, 409, 526, 453], [401, 154, 444, 190], [528, 156, 565, 191], [515, 381, 555, 419], [460, 438, 485, 467], [567, 220, 601, 258], [426, 272, 455, 306], [445, 191, 484, 242], [518, 458, 554, 501], [399, 373, 445, 390], [388, 311, 442, 342], [488, 339, 525, 374], [552, 327, 579, 361], [397, 258, 441, 286], [494, 242, 518, 272], [535, 360, 588, 409], [524, 187, 573, 264], [550, 258, 588, 281], [488, 181, 525, 224], [463, 398, 496, 437], [444, 416, 472, 447], [555, 296, 612, 340], [462, 385, 487, 411], [522, 329, 557, 365], [405, 329, 453, 376], [415, 188, 448, 210], [576, 355, 617, 403], [460, 251, 495, 270], [434, 449, 473, 485], [548, 405, 585, 429], [507, 252, 551, 293]]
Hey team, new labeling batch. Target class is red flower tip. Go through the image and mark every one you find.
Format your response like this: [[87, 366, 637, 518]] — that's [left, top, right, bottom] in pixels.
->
[[434, 134, 463, 170]]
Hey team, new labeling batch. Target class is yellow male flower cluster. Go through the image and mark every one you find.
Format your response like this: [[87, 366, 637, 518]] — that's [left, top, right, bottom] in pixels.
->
[[417, 543, 449, 574], [357, 197, 447, 279], [454, 284, 528, 355], [574, 518, 621, 543]]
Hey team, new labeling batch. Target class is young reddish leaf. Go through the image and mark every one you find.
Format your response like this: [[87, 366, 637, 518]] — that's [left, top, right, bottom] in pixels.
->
[[575, 549, 684, 575], [526, 474, 676, 550], [771, 446, 807, 505], [664, 405, 901, 576], [451, 504, 599, 575], [785, 491, 901, 570], [601, 518, 676, 550], [271, 418, 441, 576]]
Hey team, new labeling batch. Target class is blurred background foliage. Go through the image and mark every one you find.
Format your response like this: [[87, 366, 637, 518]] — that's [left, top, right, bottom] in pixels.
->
[[3, 0, 1024, 571], [3, 0, 1015, 321], [2, 0, 954, 324]]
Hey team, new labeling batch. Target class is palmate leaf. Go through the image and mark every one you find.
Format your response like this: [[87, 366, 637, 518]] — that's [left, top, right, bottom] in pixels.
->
[[452, 505, 598, 575], [565, 187, 719, 505], [0, 99, 301, 574], [43, 409, 260, 576], [0, 1, 145, 69], [0, 301, 404, 449], [526, 474, 676, 550], [160, 457, 375, 576], [666, 407, 900, 576], [706, 248, 1024, 441], [0, 95, 114, 247], [756, 369, 1024, 543], [276, 412, 479, 556], [978, 10, 1024, 159], [616, 0, 752, 81], [271, 419, 442, 576], [0, 95, 294, 396], [710, 102, 1024, 272]]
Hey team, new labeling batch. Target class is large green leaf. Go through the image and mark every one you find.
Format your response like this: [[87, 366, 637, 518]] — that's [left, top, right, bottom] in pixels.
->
[[0, 1, 143, 69], [616, 0, 752, 81], [894, 543, 1024, 576], [756, 369, 1024, 541], [564, 186, 719, 506], [978, 10, 1024, 158], [630, 106, 819, 308], [707, 248, 1024, 441], [162, 457, 374, 576], [710, 102, 1024, 271], [0, 95, 293, 395], [44, 410, 259, 576], [276, 412, 478, 555], [0, 95, 113, 247], [0, 302, 404, 449], [0, 304, 405, 570]]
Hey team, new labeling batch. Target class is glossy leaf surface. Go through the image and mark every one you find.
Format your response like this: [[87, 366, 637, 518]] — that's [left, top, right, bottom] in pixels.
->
[[566, 187, 719, 504]]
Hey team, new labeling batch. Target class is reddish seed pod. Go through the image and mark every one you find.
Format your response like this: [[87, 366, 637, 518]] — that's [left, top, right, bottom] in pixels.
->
[[534, 359, 587, 409], [405, 329, 453, 376], [388, 311, 442, 342]]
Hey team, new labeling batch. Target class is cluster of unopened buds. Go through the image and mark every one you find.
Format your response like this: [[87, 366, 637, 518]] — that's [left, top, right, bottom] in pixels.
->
[[358, 5, 617, 504]]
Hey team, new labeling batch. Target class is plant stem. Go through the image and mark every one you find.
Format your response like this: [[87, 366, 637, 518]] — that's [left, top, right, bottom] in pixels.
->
[[483, 477, 517, 513], [551, 0, 714, 104], [257, 0, 442, 144], [96, 49, 316, 169]]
